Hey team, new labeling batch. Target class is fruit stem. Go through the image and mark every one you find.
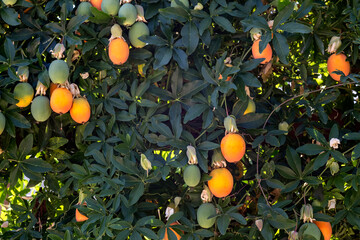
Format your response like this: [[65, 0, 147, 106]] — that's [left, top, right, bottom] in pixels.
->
[[223, 94, 229, 116]]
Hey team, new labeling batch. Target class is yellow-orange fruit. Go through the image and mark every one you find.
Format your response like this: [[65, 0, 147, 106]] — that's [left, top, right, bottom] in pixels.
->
[[90, 0, 102, 10], [208, 168, 233, 198], [108, 38, 129, 65], [14, 82, 34, 108], [252, 39, 272, 64], [49, 83, 58, 97], [220, 133, 246, 163], [313, 221, 332, 240], [164, 222, 182, 240], [327, 53, 350, 81], [70, 97, 91, 124], [50, 88, 73, 114]]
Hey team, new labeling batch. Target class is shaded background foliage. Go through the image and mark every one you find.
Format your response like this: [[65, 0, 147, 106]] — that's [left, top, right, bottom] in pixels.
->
[[1, 0, 360, 239]]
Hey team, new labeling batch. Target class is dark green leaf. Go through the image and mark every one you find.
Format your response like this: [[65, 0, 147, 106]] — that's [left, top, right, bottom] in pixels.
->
[[272, 32, 289, 64], [181, 21, 199, 55], [280, 22, 312, 33], [22, 158, 52, 173], [273, 2, 295, 29], [296, 144, 327, 155], [213, 16, 235, 33], [19, 134, 33, 159], [129, 182, 144, 206]]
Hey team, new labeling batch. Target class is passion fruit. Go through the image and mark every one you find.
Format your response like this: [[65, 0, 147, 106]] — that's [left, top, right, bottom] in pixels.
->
[[31, 96, 51, 122], [101, 0, 120, 16], [48, 60, 69, 84], [118, 3, 137, 26], [14, 82, 34, 108], [129, 22, 150, 48], [76, 2, 93, 18], [197, 203, 216, 228], [183, 165, 201, 187]]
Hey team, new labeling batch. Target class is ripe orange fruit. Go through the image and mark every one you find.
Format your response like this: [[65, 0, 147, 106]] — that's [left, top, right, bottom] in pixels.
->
[[75, 203, 89, 222], [313, 221, 332, 240], [220, 133, 246, 163], [90, 0, 102, 10], [208, 168, 233, 198], [70, 97, 91, 124], [108, 38, 129, 65], [49, 83, 58, 97], [252, 39, 272, 64], [327, 53, 350, 81], [164, 222, 182, 240], [50, 88, 73, 114]]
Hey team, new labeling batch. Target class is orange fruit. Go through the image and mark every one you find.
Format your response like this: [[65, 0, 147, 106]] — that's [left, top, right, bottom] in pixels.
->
[[75, 203, 89, 222], [164, 222, 182, 240], [50, 88, 73, 114], [70, 97, 91, 124], [220, 133, 246, 163], [90, 0, 102, 10], [208, 168, 233, 198], [252, 39, 272, 64], [313, 221, 332, 240], [49, 83, 58, 97], [14, 82, 34, 108], [108, 38, 129, 65], [327, 53, 350, 81]]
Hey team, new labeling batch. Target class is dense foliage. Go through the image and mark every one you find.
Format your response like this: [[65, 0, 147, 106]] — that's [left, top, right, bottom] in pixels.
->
[[1, 0, 360, 239]]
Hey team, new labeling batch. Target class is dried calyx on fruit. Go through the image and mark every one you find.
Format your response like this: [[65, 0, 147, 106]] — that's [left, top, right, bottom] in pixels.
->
[[327, 36, 341, 54], [50, 43, 66, 59], [186, 145, 197, 165], [35, 82, 48, 96], [250, 28, 262, 41], [200, 185, 212, 203], [17, 66, 29, 82], [211, 148, 226, 168], [165, 197, 181, 220], [224, 115, 238, 134], [135, 5, 147, 22], [300, 204, 314, 223]]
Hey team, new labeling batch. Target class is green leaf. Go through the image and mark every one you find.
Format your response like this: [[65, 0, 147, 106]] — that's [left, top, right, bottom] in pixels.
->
[[197, 141, 219, 150], [64, 230, 71, 240], [140, 35, 168, 46], [272, 32, 289, 64], [154, 47, 172, 70], [22, 158, 52, 173], [129, 182, 144, 206], [201, 65, 218, 85], [67, 15, 88, 33], [217, 214, 231, 235], [19, 134, 33, 159], [4, 38, 15, 62], [0, 8, 21, 26], [183, 104, 208, 124], [90, 150, 107, 165], [228, 212, 246, 225], [306, 127, 328, 145], [276, 165, 297, 179], [343, 132, 360, 140], [240, 58, 264, 72], [273, 2, 295, 29], [159, 7, 189, 22], [265, 135, 280, 147], [286, 147, 302, 177], [266, 179, 285, 189], [279, 22, 312, 33], [10, 165, 20, 188], [296, 144, 327, 155], [351, 144, 360, 161], [331, 150, 348, 163], [213, 16, 235, 33], [329, 124, 339, 140], [238, 72, 262, 88], [313, 152, 330, 171], [173, 48, 189, 70], [47, 137, 68, 150], [282, 180, 300, 193], [6, 111, 31, 128], [181, 21, 199, 55], [89, 7, 111, 24]]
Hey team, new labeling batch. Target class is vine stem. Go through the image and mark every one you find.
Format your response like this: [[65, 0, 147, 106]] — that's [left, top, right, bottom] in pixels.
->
[[256, 80, 357, 206]]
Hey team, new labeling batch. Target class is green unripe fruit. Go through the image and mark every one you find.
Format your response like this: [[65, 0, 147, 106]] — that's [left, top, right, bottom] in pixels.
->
[[2, 0, 17, 6], [14, 82, 34, 108], [101, 0, 120, 16], [183, 165, 201, 187], [31, 96, 51, 122], [49, 60, 69, 84], [129, 22, 149, 48], [170, 0, 189, 8], [197, 203, 216, 228], [0, 112, 5, 135], [278, 121, 289, 135], [299, 223, 321, 240], [76, 2, 93, 18], [118, 3, 137, 26]]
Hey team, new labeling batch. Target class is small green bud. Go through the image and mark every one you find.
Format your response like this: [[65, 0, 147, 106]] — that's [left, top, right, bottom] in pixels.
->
[[140, 154, 152, 176]]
